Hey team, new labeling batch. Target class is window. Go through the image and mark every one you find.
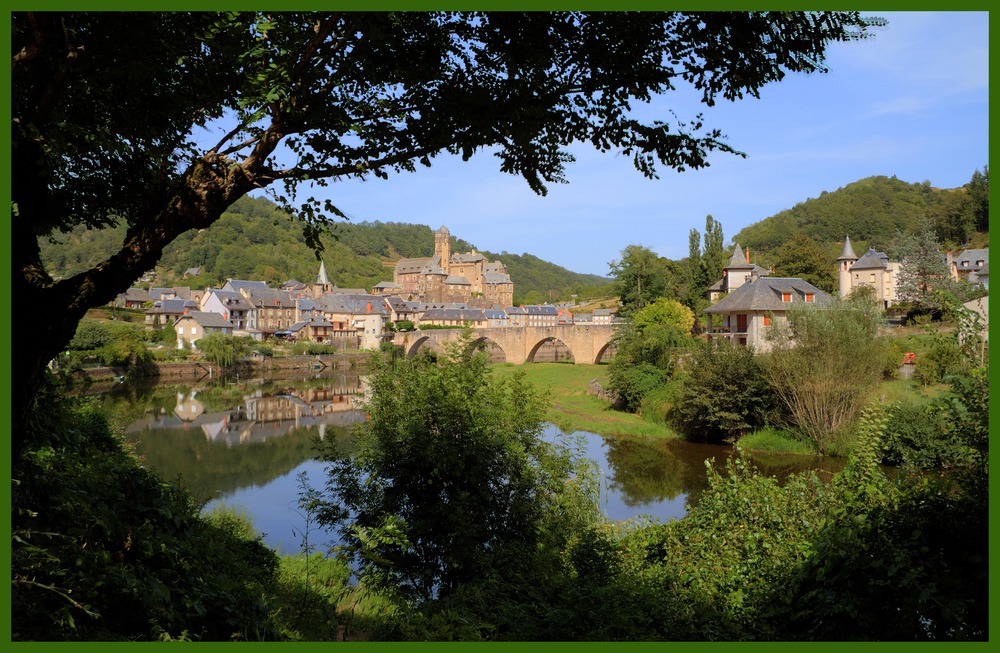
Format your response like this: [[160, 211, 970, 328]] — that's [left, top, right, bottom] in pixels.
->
[[781, 292, 792, 302], [805, 293, 814, 303], [869, 273, 876, 283], [763, 315, 772, 327], [178, 327, 184, 335]]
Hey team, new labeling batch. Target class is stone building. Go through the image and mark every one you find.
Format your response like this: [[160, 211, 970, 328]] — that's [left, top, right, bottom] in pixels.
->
[[837, 235, 903, 309], [393, 226, 514, 306]]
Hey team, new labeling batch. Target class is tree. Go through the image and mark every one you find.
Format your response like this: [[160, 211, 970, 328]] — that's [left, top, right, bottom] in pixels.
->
[[196, 332, 253, 368], [609, 244, 668, 316], [967, 166, 989, 233], [632, 297, 696, 336], [12, 11, 882, 454], [762, 296, 892, 453], [607, 298, 694, 412], [891, 218, 954, 312], [702, 215, 727, 286], [672, 340, 775, 443], [770, 233, 835, 292], [312, 332, 579, 602]]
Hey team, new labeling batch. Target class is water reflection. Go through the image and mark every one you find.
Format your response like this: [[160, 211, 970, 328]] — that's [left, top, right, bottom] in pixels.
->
[[99, 372, 848, 555]]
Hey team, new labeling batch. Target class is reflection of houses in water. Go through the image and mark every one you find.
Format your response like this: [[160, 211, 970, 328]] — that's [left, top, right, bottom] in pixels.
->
[[126, 384, 366, 447]]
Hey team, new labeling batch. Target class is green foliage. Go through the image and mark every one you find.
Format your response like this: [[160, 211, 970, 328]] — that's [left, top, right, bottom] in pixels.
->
[[735, 175, 982, 256], [770, 233, 836, 292], [12, 395, 282, 641], [672, 340, 776, 442], [609, 244, 668, 316], [913, 330, 967, 385], [606, 310, 693, 413], [762, 297, 891, 453], [631, 297, 696, 335], [314, 332, 586, 603], [196, 332, 253, 367], [68, 319, 114, 351]]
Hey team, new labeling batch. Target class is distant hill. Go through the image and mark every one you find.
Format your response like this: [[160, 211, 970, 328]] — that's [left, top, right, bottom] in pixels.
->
[[38, 195, 611, 304], [733, 175, 982, 258]]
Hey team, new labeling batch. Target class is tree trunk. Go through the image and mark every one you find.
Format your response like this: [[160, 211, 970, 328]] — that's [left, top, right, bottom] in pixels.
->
[[11, 153, 256, 458]]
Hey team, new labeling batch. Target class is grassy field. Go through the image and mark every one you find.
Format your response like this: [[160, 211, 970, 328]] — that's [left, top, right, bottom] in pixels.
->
[[490, 362, 680, 439]]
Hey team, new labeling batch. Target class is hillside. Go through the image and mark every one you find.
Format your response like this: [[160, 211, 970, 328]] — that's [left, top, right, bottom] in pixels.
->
[[38, 195, 611, 304], [734, 175, 984, 258]]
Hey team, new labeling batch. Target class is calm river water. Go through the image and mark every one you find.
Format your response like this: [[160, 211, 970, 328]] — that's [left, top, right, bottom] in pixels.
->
[[97, 367, 843, 556]]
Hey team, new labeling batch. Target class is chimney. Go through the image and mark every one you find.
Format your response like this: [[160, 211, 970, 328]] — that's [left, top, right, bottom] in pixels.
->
[[745, 247, 751, 264]]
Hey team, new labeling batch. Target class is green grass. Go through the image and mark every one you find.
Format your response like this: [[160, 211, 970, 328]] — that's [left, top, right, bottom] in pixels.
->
[[738, 427, 817, 456], [491, 362, 680, 439]]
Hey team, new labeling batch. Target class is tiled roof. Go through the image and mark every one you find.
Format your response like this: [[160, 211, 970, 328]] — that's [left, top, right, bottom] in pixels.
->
[[482, 272, 512, 284], [422, 308, 488, 321], [704, 277, 833, 314]]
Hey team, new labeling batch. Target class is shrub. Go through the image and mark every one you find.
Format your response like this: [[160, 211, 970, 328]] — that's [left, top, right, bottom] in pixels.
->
[[672, 340, 775, 443]]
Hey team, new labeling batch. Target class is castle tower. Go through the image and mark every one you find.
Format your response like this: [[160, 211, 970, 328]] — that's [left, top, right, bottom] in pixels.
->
[[434, 226, 451, 276], [836, 235, 858, 298]]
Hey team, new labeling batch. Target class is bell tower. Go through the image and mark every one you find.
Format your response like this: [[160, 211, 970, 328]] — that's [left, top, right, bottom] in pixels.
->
[[434, 225, 451, 276]]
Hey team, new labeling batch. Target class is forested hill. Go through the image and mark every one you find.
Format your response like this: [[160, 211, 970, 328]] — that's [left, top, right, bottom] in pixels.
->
[[38, 195, 611, 304], [734, 174, 987, 257]]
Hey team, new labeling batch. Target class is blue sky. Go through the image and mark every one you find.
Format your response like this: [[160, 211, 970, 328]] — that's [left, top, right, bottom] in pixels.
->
[[258, 11, 989, 278]]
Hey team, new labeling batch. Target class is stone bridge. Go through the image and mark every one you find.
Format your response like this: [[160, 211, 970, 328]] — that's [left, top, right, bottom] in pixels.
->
[[391, 325, 617, 365]]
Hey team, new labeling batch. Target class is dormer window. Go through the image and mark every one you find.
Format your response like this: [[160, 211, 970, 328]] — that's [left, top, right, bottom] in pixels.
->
[[804, 293, 815, 303], [781, 292, 792, 302]]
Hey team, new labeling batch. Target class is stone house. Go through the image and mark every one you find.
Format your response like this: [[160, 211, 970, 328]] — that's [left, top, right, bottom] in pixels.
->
[[837, 236, 903, 309], [116, 287, 151, 309], [703, 277, 833, 352], [145, 298, 198, 327], [948, 249, 988, 284], [314, 294, 388, 350], [200, 289, 253, 330], [174, 311, 234, 349]]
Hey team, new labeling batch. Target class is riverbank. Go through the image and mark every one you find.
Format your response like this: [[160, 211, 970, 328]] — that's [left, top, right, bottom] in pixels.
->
[[69, 352, 370, 384], [491, 363, 681, 440]]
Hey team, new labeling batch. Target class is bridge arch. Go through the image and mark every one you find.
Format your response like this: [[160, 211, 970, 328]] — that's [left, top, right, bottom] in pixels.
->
[[468, 335, 509, 363], [593, 340, 615, 364], [404, 334, 444, 359], [525, 336, 576, 364]]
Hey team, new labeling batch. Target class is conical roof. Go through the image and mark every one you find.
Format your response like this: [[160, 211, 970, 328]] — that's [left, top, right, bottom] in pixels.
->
[[837, 236, 858, 261], [317, 260, 330, 285], [726, 243, 752, 269]]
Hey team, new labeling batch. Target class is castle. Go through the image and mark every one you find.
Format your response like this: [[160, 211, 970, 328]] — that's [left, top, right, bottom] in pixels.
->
[[387, 226, 514, 306]]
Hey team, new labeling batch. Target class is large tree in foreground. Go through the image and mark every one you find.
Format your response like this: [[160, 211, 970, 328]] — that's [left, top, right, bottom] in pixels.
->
[[11, 11, 881, 453]]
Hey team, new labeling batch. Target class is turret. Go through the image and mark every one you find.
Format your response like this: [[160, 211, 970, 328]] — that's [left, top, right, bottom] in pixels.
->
[[434, 226, 451, 276], [836, 236, 858, 298]]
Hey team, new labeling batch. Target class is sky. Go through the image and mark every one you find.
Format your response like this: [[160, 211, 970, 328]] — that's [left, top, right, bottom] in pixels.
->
[[254, 11, 989, 278]]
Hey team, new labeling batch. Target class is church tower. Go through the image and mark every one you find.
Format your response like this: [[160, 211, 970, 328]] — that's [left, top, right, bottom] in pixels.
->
[[314, 259, 331, 296], [434, 226, 451, 276], [837, 235, 858, 298]]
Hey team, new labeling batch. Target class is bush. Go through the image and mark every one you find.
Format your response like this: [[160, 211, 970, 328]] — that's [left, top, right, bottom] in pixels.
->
[[12, 396, 281, 641], [672, 340, 775, 443]]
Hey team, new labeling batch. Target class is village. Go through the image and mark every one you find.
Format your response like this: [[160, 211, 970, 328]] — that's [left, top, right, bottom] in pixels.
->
[[116, 225, 989, 355]]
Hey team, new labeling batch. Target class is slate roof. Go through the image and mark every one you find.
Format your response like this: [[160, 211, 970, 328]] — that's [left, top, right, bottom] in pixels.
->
[[422, 308, 488, 322], [242, 287, 296, 308], [146, 298, 197, 314], [223, 279, 271, 294], [373, 281, 401, 289], [704, 277, 833, 314], [452, 252, 486, 263], [176, 311, 233, 329], [482, 272, 512, 284], [850, 248, 890, 271], [837, 236, 858, 261], [395, 255, 438, 275], [523, 304, 559, 315], [953, 249, 988, 269], [315, 294, 388, 316], [208, 289, 253, 311], [725, 243, 753, 269], [445, 275, 471, 285]]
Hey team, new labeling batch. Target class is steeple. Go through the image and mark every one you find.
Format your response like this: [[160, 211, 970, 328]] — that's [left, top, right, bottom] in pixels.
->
[[317, 260, 330, 286], [837, 235, 858, 261], [837, 236, 858, 299]]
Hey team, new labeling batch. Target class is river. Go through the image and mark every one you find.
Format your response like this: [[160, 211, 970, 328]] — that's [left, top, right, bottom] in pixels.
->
[[97, 367, 844, 556]]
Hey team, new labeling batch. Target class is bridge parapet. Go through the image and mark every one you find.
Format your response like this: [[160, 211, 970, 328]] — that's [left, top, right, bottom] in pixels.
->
[[391, 324, 616, 365]]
